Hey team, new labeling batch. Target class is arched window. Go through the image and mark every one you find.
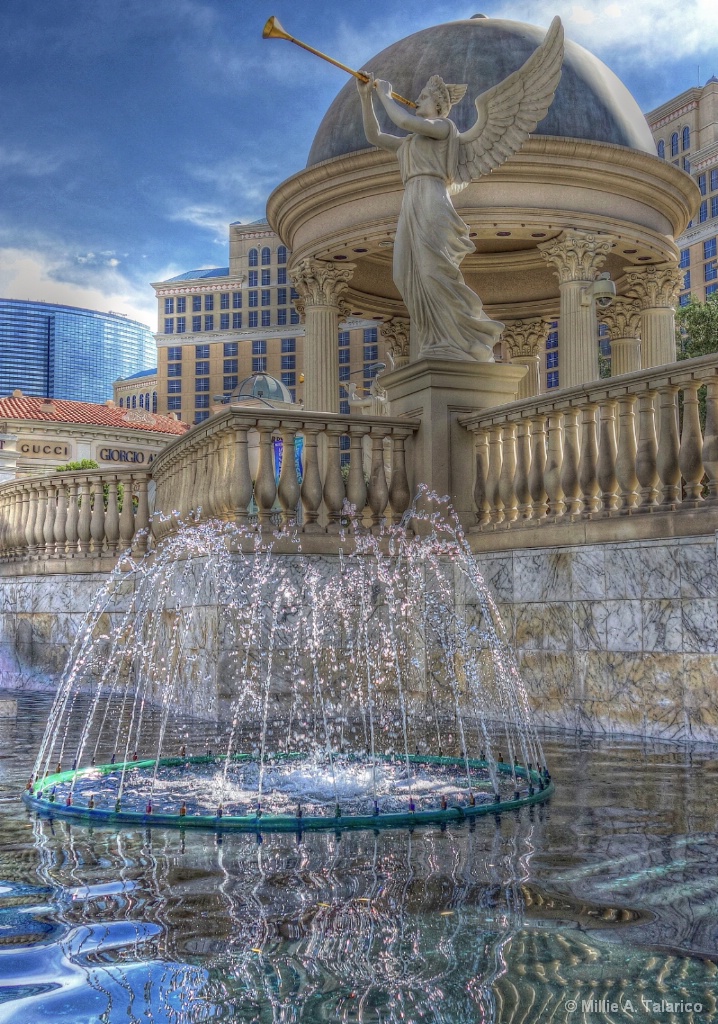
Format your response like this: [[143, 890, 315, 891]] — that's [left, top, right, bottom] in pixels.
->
[[261, 246, 271, 265], [152, 392, 157, 413], [671, 132, 679, 156], [657, 139, 665, 159], [139, 393, 144, 408], [132, 395, 137, 409], [682, 126, 690, 151], [248, 248, 258, 267], [277, 245, 287, 264], [145, 392, 150, 409], [119, 397, 124, 408]]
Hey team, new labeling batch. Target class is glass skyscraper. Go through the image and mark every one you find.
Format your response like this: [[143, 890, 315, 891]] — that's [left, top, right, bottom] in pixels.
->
[[0, 299, 155, 404]]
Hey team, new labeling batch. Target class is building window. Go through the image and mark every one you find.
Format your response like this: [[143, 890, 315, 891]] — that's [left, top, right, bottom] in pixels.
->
[[277, 309, 287, 325], [204, 315, 214, 331], [167, 346, 182, 360], [679, 293, 691, 306], [671, 132, 679, 156], [712, 196, 718, 219], [277, 288, 287, 305], [131, 395, 137, 409], [167, 363, 182, 377], [281, 354, 295, 370], [248, 248, 258, 267], [224, 342, 238, 356], [145, 393, 150, 409], [195, 360, 210, 375], [195, 394, 210, 408], [364, 344, 378, 361], [281, 371, 296, 387], [177, 297, 186, 313], [192, 316, 201, 332], [683, 157, 691, 174], [683, 270, 691, 289], [679, 248, 690, 268], [164, 318, 174, 334], [232, 312, 242, 329], [700, 201, 708, 223], [707, 283, 718, 296], [233, 291, 242, 308], [339, 348, 350, 364], [196, 377, 210, 392], [252, 340, 267, 355], [204, 294, 214, 311], [281, 337, 296, 353], [195, 344, 209, 358], [277, 245, 287, 264], [657, 140, 665, 159], [546, 350, 559, 369], [290, 310, 299, 325], [261, 289, 270, 306], [224, 359, 238, 374], [706, 262, 718, 282], [168, 379, 181, 394], [364, 363, 380, 380], [249, 311, 258, 328], [138, 394, 144, 408], [261, 246, 271, 265], [338, 331, 350, 346], [220, 313, 230, 330], [261, 269, 270, 286], [224, 375, 238, 391], [277, 267, 287, 284], [167, 396, 182, 411], [547, 370, 559, 389], [711, 169, 718, 191], [152, 392, 157, 412], [195, 411, 210, 423], [176, 317, 186, 333], [699, 174, 707, 196], [682, 126, 690, 151], [192, 295, 201, 312], [220, 293, 229, 309], [363, 327, 378, 343], [249, 291, 258, 307], [705, 238, 717, 259], [261, 310, 271, 327], [248, 270, 258, 287], [119, 397, 124, 408], [252, 356, 267, 372], [340, 399, 350, 414], [339, 365, 350, 381], [164, 298, 174, 314]]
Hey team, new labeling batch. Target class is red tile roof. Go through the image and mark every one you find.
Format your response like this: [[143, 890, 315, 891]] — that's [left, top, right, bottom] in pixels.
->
[[0, 396, 188, 435]]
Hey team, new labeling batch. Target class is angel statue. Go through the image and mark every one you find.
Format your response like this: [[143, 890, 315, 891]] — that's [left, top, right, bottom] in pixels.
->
[[357, 17, 564, 362]]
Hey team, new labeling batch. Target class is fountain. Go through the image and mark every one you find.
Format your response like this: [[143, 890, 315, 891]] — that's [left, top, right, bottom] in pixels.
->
[[23, 495, 552, 831]]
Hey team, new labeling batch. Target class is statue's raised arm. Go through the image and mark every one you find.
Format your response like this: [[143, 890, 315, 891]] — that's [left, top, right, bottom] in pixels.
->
[[456, 16, 564, 185]]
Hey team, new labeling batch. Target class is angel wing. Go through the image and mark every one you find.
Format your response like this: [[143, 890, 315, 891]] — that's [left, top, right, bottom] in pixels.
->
[[456, 16, 564, 185]]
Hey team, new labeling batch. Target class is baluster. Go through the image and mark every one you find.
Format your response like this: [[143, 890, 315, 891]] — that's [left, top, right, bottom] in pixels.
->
[[514, 418, 532, 520], [134, 476, 151, 553], [636, 390, 659, 509], [66, 482, 79, 556], [213, 429, 233, 520], [105, 477, 120, 555], [389, 431, 411, 522], [255, 426, 278, 527], [679, 381, 704, 505], [77, 479, 92, 556], [278, 427, 301, 526], [194, 441, 210, 522], [5, 491, 18, 558], [228, 425, 253, 523], [205, 432, 222, 520], [346, 426, 368, 520], [560, 408, 581, 519], [656, 385, 681, 508], [368, 429, 389, 531], [615, 396, 639, 513], [90, 477, 105, 556], [499, 423, 517, 524], [486, 425, 504, 525], [42, 484, 56, 557], [34, 486, 47, 557], [578, 404, 599, 518], [703, 377, 718, 503], [470, 428, 490, 531], [322, 427, 346, 533], [300, 426, 324, 533], [53, 482, 68, 558], [544, 413, 564, 519], [14, 489, 26, 558], [597, 400, 618, 513], [119, 478, 136, 551], [25, 487, 39, 558], [529, 415, 548, 520]]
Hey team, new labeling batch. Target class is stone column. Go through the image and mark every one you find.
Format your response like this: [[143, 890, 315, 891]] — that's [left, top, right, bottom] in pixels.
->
[[501, 318, 550, 398], [291, 258, 355, 412], [539, 231, 614, 389], [599, 297, 642, 376], [380, 317, 410, 370], [623, 263, 682, 369]]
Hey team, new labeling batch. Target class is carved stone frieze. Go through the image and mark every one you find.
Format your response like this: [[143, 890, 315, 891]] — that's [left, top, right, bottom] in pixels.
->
[[539, 231, 614, 284], [623, 262, 682, 310]]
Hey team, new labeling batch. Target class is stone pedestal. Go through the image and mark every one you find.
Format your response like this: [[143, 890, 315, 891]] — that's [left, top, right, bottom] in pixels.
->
[[381, 359, 527, 526]]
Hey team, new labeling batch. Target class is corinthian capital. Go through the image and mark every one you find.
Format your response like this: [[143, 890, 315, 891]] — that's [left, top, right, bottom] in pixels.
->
[[290, 258, 355, 308], [380, 317, 410, 367], [539, 231, 614, 284], [623, 262, 682, 310], [598, 296, 642, 339], [502, 317, 551, 359]]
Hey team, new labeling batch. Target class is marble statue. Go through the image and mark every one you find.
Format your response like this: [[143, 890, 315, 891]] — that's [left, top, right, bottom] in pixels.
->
[[357, 17, 564, 363]]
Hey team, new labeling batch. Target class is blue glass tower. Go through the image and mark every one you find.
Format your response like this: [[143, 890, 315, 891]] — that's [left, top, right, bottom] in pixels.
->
[[0, 299, 155, 404]]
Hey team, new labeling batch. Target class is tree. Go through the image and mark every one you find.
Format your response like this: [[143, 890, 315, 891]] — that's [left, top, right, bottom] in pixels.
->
[[54, 459, 99, 472], [676, 295, 718, 359]]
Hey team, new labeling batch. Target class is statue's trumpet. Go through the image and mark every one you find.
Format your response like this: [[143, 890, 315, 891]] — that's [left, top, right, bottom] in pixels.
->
[[262, 16, 417, 108]]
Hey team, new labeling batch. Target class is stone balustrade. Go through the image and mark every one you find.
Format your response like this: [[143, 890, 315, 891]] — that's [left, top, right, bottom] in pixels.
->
[[0, 468, 152, 568], [151, 406, 419, 538], [460, 353, 718, 539]]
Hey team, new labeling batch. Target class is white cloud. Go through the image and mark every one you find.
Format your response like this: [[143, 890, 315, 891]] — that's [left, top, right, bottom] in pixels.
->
[[0, 145, 66, 177], [167, 204, 233, 242]]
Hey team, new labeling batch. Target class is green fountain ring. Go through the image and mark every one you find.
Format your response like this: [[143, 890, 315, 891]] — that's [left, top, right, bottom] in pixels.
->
[[23, 752, 554, 833]]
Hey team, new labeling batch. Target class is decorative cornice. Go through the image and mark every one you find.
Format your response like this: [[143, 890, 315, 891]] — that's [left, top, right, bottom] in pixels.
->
[[501, 317, 551, 358], [598, 296, 642, 339], [649, 100, 699, 131], [623, 262, 683, 309], [380, 317, 410, 367], [291, 258, 355, 309], [538, 231, 614, 284]]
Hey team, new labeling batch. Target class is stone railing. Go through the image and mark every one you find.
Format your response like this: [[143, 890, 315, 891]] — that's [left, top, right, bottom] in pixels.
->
[[151, 407, 420, 540], [0, 469, 152, 568], [460, 353, 718, 539]]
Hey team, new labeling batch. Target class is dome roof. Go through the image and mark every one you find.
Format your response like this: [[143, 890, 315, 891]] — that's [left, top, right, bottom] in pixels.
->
[[232, 373, 293, 405], [307, 17, 656, 167]]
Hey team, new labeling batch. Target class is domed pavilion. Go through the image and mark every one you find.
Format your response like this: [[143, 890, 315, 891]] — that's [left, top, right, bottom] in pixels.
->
[[267, 15, 698, 413]]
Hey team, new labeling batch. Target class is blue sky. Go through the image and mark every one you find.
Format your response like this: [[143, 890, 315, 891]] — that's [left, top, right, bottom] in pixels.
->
[[0, 0, 716, 330]]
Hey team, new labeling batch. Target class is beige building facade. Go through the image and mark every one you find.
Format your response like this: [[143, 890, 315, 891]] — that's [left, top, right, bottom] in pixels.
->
[[113, 368, 158, 413]]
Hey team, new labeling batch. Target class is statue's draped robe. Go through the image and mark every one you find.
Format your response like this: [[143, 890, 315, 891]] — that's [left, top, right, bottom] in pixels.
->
[[394, 121, 503, 361]]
